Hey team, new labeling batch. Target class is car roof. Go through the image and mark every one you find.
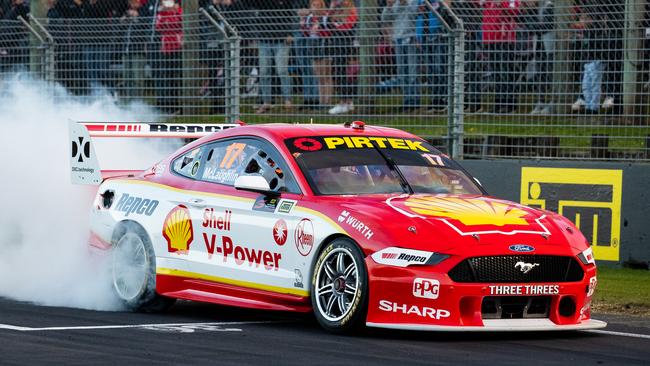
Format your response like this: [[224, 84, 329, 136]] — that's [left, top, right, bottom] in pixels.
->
[[177, 123, 423, 156], [217, 123, 416, 141]]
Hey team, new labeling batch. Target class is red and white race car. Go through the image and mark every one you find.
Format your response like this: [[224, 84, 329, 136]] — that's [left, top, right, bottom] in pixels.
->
[[71, 121, 606, 333]]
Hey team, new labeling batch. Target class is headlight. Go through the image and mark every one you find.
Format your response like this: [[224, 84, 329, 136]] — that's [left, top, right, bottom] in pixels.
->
[[577, 247, 596, 266], [371, 247, 449, 268]]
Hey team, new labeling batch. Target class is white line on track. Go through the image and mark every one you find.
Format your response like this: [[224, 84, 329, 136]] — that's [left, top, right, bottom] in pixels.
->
[[3, 321, 648, 339], [0, 320, 281, 332], [583, 329, 650, 340]]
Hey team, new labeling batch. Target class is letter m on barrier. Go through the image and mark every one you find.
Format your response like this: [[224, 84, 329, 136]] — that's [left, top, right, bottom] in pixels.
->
[[520, 167, 622, 261]]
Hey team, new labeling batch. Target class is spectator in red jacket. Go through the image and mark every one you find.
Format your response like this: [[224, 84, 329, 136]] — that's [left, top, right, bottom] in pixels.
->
[[155, 0, 183, 114], [481, 0, 520, 113]]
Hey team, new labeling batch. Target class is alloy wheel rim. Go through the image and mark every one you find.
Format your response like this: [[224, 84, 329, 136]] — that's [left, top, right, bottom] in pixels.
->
[[315, 248, 359, 322], [112, 232, 149, 302]]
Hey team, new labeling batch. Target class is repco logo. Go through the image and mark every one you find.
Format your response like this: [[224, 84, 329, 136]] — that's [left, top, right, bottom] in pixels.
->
[[149, 123, 235, 134], [113, 193, 159, 216], [295, 219, 314, 256], [398, 253, 426, 263]]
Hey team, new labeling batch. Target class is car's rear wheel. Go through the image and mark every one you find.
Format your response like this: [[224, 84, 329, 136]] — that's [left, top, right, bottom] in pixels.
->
[[112, 223, 175, 312], [311, 238, 368, 333]]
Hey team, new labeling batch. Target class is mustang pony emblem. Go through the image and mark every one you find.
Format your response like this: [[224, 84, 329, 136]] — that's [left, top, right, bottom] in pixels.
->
[[515, 261, 539, 274]]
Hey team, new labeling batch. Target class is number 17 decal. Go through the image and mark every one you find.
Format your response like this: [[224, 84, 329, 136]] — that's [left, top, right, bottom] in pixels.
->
[[422, 153, 444, 166], [220, 142, 246, 169]]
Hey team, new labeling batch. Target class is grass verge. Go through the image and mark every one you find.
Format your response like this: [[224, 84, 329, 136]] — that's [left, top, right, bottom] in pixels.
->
[[592, 267, 650, 316], [170, 101, 650, 155]]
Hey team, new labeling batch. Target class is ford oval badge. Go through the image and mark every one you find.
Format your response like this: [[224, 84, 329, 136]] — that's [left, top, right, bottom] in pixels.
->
[[509, 244, 535, 253]]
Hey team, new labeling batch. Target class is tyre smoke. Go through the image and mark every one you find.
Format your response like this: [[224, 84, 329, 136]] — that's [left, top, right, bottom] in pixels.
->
[[0, 74, 175, 310]]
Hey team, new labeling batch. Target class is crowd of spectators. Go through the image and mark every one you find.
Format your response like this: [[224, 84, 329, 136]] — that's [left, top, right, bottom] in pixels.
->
[[40, 0, 185, 113], [0, 0, 30, 70], [0, 0, 642, 116]]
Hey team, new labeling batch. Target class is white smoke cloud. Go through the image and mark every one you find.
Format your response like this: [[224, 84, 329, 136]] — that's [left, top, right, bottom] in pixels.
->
[[0, 74, 176, 310]]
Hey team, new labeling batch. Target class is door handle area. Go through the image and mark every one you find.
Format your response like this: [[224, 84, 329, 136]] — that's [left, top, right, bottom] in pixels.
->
[[187, 198, 206, 208]]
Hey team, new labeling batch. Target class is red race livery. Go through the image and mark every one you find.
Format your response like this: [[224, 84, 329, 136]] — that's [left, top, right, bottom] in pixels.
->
[[74, 121, 606, 333]]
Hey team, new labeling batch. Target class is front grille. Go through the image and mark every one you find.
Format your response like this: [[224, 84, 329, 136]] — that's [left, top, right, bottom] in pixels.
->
[[448, 255, 584, 283], [482, 296, 551, 319]]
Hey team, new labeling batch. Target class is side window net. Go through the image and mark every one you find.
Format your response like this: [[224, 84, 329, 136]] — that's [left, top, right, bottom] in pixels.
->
[[199, 139, 300, 193], [172, 147, 203, 178]]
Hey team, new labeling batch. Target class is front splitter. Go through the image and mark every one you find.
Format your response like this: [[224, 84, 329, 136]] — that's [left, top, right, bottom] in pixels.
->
[[366, 318, 607, 332]]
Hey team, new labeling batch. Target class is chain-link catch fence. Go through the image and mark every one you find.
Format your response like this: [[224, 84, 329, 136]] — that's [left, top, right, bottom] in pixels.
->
[[1, 0, 649, 161]]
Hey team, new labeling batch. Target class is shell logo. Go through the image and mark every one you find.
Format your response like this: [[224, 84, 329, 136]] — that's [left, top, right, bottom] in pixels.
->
[[404, 196, 529, 227], [387, 195, 550, 236], [163, 205, 194, 253]]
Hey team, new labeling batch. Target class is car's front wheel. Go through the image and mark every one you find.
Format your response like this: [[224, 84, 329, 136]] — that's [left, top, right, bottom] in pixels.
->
[[111, 223, 175, 312], [311, 238, 368, 333]]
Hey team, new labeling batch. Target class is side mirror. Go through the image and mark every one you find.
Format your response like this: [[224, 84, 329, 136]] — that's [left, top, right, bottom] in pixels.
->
[[234, 175, 279, 197]]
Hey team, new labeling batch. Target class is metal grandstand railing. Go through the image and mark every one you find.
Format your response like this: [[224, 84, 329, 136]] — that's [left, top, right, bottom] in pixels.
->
[[0, 0, 649, 161]]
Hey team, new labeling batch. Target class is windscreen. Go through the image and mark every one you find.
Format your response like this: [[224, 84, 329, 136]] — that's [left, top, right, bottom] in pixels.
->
[[286, 136, 483, 195]]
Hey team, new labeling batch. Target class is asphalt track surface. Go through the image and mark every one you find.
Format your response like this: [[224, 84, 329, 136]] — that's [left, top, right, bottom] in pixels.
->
[[0, 298, 648, 365]]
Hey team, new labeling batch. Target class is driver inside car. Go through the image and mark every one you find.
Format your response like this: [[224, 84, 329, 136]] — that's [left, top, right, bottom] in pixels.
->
[[401, 165, 450, 194]]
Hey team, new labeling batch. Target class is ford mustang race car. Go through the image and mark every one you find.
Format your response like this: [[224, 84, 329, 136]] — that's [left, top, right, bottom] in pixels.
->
[[71, 121, 606, 333]]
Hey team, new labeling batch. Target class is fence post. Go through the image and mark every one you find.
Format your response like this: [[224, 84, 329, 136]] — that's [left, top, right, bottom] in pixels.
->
[[451, 26, 465, 159], [623, 0, 644, 118], [182, 0, 200, 116], [446, 30, 455, 156], [29, 16, 55, 83], [431, 1, 465, 159], [229, 36, 241, 123], [358, 0, 379, 112], [201, 7, 241, 123], [221, 36, 241, 123], [551, 0, 574, 114], [425, 1, 455, 156], [206, 6, 240, 123], [19, 16, 46, 78], [27, 0, 47, 77]]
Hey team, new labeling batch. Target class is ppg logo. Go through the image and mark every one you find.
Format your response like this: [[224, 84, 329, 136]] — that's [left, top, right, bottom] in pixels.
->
[[412, 278, 440, 299], [72, 136, 91, 163]]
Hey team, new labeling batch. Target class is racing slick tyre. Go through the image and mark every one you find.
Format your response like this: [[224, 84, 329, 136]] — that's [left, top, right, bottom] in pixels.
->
[[311, 238, 368, 334], [111, 222, 175, 312]]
